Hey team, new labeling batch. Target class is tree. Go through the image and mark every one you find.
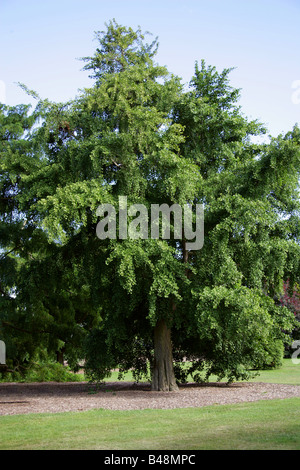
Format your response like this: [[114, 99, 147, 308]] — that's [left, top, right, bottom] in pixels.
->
[[279, 279, 300, 347], [0, 102, 46, 369], [0, 100, 97, 372], [39, 20, 193, 391], [1, 20, 299, 389]]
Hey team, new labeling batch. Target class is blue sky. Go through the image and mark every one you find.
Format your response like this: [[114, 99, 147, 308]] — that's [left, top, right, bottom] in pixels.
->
[[1, 0, 299, 137]]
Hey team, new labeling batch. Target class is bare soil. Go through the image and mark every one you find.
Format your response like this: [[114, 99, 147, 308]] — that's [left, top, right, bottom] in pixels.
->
[[0, 381, 300, 416]]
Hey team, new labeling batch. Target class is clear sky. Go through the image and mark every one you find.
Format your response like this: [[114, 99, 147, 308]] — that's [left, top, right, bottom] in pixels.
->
[[1, 0, 299, 137]]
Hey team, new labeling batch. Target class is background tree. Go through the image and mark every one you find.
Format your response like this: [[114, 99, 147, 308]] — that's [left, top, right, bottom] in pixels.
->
[[279, 279, 300, 347], [0, 102, 47, 370], [0, 98, 97, 372]]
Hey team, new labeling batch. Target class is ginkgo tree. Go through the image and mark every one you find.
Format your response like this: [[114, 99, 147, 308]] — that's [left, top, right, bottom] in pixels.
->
[[1, 20, 299, 390]]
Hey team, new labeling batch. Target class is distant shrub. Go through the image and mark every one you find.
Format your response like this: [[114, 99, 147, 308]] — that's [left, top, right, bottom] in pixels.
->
[[0, 361, 82, 383]]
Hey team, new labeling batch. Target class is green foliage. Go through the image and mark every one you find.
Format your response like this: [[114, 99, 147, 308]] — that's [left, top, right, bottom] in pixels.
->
[[0, 360, 81, 383], [83, 328, 152, 384]]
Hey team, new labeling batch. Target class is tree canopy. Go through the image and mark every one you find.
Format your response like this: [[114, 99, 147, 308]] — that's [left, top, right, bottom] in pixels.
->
[[1, 20, 299, 389]]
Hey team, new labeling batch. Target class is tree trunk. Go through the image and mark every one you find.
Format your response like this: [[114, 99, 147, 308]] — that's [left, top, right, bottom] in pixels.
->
[[56, 349, 64, 365], [151, 319, 179, 391]]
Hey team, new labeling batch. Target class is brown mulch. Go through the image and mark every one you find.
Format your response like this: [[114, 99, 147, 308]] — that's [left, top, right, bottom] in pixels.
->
[[0, 381, 300, 416]]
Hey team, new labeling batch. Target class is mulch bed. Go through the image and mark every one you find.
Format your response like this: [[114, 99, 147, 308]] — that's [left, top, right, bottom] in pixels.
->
[[0, 381, 300, 416]]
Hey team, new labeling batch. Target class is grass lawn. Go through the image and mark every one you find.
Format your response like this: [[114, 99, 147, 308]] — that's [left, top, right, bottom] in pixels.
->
[[249, 359, 300, 385], [102, 358, 300, 386], [0, 398, 299, 450], [0, 358, 299, 450]]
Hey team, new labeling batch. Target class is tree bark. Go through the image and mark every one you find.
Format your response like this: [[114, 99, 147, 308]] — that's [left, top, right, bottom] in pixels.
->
[[56, 349, 64, 365], [151, 319, 179, 391]]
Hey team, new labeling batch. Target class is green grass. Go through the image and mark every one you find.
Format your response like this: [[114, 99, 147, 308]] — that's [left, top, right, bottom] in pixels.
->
[[0, 358, 299, 450], [249, 359, 300, 385], [0, 399, 299, 450], [102, 358, 300, 385]]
